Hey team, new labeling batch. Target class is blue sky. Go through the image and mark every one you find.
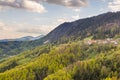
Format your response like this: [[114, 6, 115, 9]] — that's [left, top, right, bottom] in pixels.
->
[[0, 0, 119, 39]]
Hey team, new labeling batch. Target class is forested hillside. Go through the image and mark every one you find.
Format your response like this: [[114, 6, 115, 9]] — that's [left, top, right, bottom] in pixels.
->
[[44, 12, 120, 43], [0, 39, 44, 59], [0, 40, 120, 80], [1, 12, 120, 58], [0, 12, 119, 57], [0, 12, 120, 80]]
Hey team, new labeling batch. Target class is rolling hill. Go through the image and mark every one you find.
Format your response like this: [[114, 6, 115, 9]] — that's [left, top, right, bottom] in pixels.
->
[[0, 35, 44, 42], [1, 11, 120, 58], [0, 11, 120, 80], [0, 40, 119, 80]]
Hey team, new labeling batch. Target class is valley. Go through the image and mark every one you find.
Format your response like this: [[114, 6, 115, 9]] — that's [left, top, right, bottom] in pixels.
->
[[0, 12, 120, 80]]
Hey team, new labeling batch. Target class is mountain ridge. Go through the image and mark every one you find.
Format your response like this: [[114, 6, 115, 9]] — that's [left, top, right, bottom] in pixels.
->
[[0, 35, 44, 42], [0, 11, 120, 80], [1, 11, 120, 57], [43, 11, 120, 43]]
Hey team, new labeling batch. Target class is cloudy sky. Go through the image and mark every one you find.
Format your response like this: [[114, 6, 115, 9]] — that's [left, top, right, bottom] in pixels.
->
[[0, 0, 120, 39]]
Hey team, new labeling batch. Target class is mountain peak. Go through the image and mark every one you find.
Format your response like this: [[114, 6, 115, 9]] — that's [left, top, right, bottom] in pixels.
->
[[43, 11, 120, 43]]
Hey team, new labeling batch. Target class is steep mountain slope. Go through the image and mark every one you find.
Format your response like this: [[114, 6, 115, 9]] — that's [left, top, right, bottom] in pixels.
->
[[1, 12, 120, 58], [43, 12, 120, 42], [1, 12, 120, 80]]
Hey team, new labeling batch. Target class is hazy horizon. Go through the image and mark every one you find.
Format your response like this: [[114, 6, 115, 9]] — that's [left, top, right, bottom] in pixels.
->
[[0, 0, 120, 39]]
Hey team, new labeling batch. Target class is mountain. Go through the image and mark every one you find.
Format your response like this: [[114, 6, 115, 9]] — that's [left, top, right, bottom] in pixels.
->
[[0, 35, 44, 42], [1, 12, 120, 80], [43, 12, 120, 43], [0, 35, 44, 57], [15, 36, 35, 41], [1, 11, 120, 57]]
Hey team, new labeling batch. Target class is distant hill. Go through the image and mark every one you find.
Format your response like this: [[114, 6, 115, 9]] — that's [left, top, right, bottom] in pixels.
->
[[0, 35, 44, 42], [0, 35, 44, 56], [1, 11, 120, 80], [1, 12, 120, 57]]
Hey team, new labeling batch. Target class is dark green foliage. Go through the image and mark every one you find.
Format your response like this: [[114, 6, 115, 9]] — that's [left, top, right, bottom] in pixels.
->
[[44, 12, 120, 43], [1, 12, 120, 80], [0, 39, 44, 59], [1, 12, 120, 58], [45, 51, 120, 80], [0, 41, 119, 80], [0, 44, 51, 73]]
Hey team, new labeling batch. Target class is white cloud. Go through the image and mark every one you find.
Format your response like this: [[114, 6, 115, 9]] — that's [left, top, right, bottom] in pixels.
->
[[0, 0, 46, 13], [0, 22, 5, 30], [57, 18, 69, 23], [0, 22, 14, 31], [0, 21, 55, 39], [73, 8, 81, 12], [40, 0, 88, 8], [0, 0, 88, 13], [72, 14, 80, 20], [22, 0, 46, 13], [17, 25, 54, 34], [0, 21, 21, 39], [108, 0, 120, 12]]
